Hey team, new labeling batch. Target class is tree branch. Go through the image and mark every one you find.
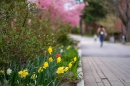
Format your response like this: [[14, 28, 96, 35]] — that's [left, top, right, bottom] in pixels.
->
[[22, 4, 29, 27]]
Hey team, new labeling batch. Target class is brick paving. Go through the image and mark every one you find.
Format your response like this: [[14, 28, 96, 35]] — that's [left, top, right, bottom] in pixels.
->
[[82, 57, 130, 86]]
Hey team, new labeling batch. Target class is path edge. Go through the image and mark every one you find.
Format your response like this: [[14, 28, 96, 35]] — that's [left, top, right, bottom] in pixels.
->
[[77, 44, 84, 86]]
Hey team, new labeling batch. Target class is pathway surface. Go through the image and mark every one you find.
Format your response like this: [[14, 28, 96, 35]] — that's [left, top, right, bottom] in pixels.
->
[[70, 34, 130, 86]]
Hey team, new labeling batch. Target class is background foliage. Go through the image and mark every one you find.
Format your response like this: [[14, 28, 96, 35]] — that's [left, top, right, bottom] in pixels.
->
[[98, 14, 118, 35]]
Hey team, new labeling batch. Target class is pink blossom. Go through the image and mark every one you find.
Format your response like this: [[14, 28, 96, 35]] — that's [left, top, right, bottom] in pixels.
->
[[29, 0, 87, 27]]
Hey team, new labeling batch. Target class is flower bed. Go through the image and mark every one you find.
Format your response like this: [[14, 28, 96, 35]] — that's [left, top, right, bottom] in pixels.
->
[[0, 45, 80, 86]]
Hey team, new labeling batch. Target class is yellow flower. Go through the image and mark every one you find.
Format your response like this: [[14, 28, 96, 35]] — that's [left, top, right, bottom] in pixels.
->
[[18, 71, 22, 74], [18, 69, 28, 78], [68, 62, 72, 68], [43, 62, 49, 69], [38, 67, 43, 73], [56, 67, 64, 74], [74, 57, 77, 62], [49, 57, 53, 62], [31, 74, 37, 79], [66, 46, 71, 50], [48, 46, 52, 55], [64, 67, 69, 72], [57, 57, 61, 63]]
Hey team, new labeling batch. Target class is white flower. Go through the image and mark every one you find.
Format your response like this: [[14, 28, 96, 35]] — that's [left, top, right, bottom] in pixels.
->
[[7, 68, 12, 75], [60, 49, 63, 53]]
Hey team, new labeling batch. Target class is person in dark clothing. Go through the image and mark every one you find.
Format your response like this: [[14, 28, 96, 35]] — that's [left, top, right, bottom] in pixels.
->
[[97, 26, 107, 47]]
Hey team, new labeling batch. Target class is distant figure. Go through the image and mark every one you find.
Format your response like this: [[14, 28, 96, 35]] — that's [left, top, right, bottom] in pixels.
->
[[121, 35, 126, 44], [94, 34, 98, 42], [97, 26, 107, 47]]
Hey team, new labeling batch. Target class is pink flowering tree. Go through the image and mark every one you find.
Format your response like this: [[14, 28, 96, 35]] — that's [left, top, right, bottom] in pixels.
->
[[28, 0, 87, 27]]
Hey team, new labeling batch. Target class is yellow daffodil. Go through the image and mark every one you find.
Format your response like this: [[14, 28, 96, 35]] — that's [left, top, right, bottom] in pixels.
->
[[56, 67, 64, 74], [74, 57, 77, 62], [57, 57, 61, 63], [48, 46, 52, 55], [66, 46, 71, 50], [43, 62, 49, 69], [31, 74, 37, 79], [64, 67, 69, 72], [18, 69, 28, 78], [7, 68, 12, 75], [68, 62, 72, 68], [38, 67, 43, 73], [49, 57, 53, 62]]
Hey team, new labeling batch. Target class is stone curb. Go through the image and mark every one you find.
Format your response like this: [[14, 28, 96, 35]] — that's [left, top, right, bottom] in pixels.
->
[[77, 48, 84, 86], [77, 61, 84, 86]]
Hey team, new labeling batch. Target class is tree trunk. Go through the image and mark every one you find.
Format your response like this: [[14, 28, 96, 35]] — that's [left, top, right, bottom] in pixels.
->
[[125, 0, 130, 42], [126, 21, 130, 42], [80, 18, 83, 36], [80, 18, 85, 36]]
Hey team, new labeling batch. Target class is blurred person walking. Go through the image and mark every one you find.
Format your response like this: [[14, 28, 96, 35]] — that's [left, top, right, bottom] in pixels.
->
[[97, 26, 107, 47]]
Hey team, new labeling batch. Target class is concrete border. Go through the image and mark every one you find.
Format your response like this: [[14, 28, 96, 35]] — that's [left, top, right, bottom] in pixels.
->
[[77, 48, 84, 86]]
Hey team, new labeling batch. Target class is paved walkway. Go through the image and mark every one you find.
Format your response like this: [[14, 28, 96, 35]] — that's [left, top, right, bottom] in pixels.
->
[[70, 34, 130, 86]]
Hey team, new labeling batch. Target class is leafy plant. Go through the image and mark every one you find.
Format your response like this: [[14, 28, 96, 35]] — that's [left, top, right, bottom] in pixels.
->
[[0, 1, 71, 67], [0, 46, 80, 86]]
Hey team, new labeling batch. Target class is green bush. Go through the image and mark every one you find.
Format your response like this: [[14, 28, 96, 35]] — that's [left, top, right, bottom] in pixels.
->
[[71, 27, 81, 34], [0, 1, 71, 66], [57, 34, 73, 46]]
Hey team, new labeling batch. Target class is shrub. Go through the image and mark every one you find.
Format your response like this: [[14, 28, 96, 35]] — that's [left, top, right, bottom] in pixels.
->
[[0, 1, 71, 67], [71, 27, 81, 34]]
